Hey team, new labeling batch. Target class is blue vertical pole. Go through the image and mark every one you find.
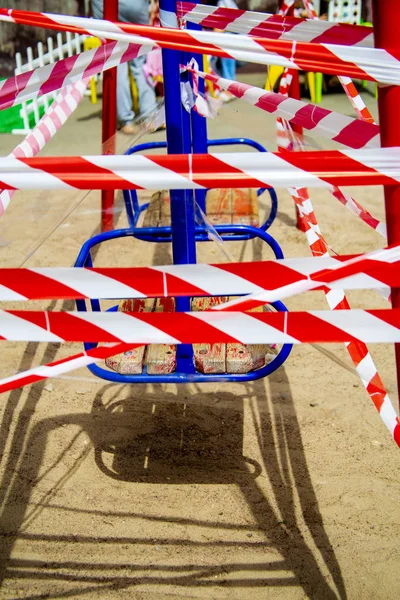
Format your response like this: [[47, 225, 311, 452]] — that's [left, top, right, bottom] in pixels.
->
[[187, 2, 208, 213], [160, 0, 195, 372]]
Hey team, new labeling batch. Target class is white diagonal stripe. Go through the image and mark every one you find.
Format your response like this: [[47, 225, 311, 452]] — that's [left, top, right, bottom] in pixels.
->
[[328, 273, 389, 291], [355, 352, 377, 384], [313, 310, 400, 343], [191, 311, 297, 344], [281, 21, 328, 43], [0, 157, 73, 190], [324, 44, 400, 85], [0, 311, 64, 342], [379, 397, 399, 436], [281, 256, 339, 275], [84, 155, 203, 190], [214, 152, 330, 189], [0, 284, 27, 301], [31, 268, 146, 299], [153, 264, 267, 295], [74, 311, 180, 344], [342, 147, 400, 184]]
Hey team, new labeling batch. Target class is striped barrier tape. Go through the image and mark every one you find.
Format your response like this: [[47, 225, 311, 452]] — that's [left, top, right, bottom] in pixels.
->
[[0, 78, 89, 217], [271, 6, 382, 236], [177, 1, 374, 47], [0, 308, 399, 345], [1, 309, 397, 446], [298, 2, 376, 125], [339, 75, 376, 124], [296, 5, 381, 241], [0, 247, 398, 302], [0, 148, 399, 190], [213, 245, 400, 312], [0, 10, 398, 85], [0, 342, 141, 395], [273, 52, 397, 452], [0, 39, 151, 112], [187, 68, 380, 150]]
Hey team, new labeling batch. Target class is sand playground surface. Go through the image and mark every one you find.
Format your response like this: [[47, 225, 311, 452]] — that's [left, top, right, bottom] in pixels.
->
[[0, 75, 399, 599]]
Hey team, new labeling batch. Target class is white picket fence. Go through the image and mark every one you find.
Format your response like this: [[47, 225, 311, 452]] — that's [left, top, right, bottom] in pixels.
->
[[13, 31, 93, 135]]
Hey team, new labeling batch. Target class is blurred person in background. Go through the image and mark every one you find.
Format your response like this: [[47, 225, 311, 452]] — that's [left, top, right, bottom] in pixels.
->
[[91, 0, 158, 134], [204, 0, 239, 102]]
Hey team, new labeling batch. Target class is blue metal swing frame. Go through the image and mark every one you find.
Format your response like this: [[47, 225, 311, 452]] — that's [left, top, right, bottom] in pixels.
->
[[74, 0, 292, 384], [122, 137, 278, 239]]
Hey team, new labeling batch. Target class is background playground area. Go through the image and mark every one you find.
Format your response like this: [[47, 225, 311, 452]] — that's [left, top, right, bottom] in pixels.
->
[[0, 71, 399, 599]]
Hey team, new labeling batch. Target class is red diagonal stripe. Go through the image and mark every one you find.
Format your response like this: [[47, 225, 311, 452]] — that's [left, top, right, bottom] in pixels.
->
[[94, 267, 165, 298], [332, 119, 379, 149], [18, 157, 139, 190], [190, 155, 271, 188], [366, 372, 387, 411], [0, 269, 85, 300], [194, 7, 246, 30], [132, 312, 240, 344], [255, 92, 288, 115], [0, 70, 33, 110], [279, 150, 398, 187], [249, 15, 298, 39], [6, 311, 121, 342], [38, 53, 79, 97], [216, 261, 307, 289], [165, 273, 208, 297], [311, 23, 372, 47], [0, 374, 42, 394], [249, 310, 362, 343], [46, 312, 123, 342], [291, 104, 331, 131], [368, 308, 400, 329]]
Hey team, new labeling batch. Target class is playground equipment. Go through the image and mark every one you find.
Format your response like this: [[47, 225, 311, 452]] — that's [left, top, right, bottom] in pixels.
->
[[12, 31, 91, 135], [74, 0, 291, 383], [0, 0, 399, 445]]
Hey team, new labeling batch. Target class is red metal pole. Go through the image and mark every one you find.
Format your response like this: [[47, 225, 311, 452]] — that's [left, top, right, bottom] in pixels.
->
[[372, 0, 400, 405], [101, 0, 118, 232]]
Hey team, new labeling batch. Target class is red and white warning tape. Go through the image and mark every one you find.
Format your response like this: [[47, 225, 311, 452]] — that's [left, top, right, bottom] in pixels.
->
[[214, 245, 400, 311], [298, 2, 377, 125], [272, 36, 397, 450], [188, 68, 380, 150], [0, 247, 398, 302], [0, 40, 149, 112], [0, 78, 88, 217], [178, 1, 374, 47], [0, 342, 140, 395], [0, 308, 399, 345], [0, 149, 399, 190], [0, 9, 398, 85]]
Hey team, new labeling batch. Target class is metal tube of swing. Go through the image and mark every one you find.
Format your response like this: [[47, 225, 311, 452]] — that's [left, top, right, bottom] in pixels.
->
[[372, 0, 400, 407]]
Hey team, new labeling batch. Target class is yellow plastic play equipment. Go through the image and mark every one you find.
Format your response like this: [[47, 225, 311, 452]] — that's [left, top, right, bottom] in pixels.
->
[[264, 65, 323, 103], [83, 36, 143, 111], [83, 37, 102, 103]]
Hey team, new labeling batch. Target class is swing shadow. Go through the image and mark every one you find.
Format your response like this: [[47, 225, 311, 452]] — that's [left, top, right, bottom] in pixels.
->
[[0, 210, 345, 598], [0, 368, 346, 599]]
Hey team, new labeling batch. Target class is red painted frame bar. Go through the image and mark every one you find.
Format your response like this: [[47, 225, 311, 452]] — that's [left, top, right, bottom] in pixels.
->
[[101, 0, 118, 232], [373, 0, 400, 406]]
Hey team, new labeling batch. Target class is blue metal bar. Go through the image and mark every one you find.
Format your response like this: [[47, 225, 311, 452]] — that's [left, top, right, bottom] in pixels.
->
[[74, 229, 291, 383], [74, 224, 284, 268], [186, 0, 208, 214], [160, 0, 195, 372]]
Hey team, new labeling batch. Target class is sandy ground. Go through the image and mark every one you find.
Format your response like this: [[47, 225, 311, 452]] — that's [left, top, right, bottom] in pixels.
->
[[0, 74, 399, 600]]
